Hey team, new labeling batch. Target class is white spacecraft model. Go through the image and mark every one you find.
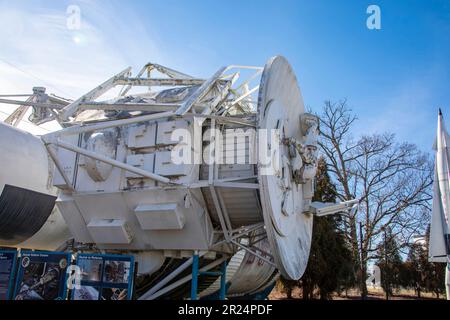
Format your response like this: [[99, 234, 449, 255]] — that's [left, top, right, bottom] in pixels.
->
[[429, 109, 450, 300], [0, 56, 355, 299]]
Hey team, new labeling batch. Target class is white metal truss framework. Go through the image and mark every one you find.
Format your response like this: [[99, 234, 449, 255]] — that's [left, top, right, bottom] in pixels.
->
[[0, 87, 71, 126], [0, 62, 274, 270]]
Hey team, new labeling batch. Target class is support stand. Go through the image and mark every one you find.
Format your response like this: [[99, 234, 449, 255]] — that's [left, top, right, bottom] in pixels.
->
[[190, 253, 228, 300]]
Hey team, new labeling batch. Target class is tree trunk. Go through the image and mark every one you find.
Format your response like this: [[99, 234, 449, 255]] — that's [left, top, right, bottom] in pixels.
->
[[360, 267, 369, 299], [302, 280, 312, 300], [349, 217, 367, 299], [286, 288, 292, 299]]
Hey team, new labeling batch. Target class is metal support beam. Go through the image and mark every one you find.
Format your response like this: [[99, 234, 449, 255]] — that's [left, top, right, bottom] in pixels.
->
[[120, 64, 149, 96], [44, 143, 75, 192], [49, 139, 179, 185], [308, 199, 359, 217], [118, 62, 196, 96], [234, 69, 263, 91], [138, 254, 203, 300], [184, 113, 256, 127], [216, 189, 233, 232], [114, 78, 204, 87], [191, 253, 200, 300], [4, 96, 34, 126], [0, 98, 64, 110], [61, 67, 132, 120], [53, 111, 174, 136], [200, 72, 238, 116], [230, 85, 259, 106], [145, 256, 227, 300], [207, 118, 232, 241], [211, 223, 264, 248], [175, 67, 227, 115], [214, 181, 259, 189], [249, 234, 268, 247], [216, 176, 258, 183], [78, 102, 179, 112], [188, 179, 259, 189], [148, 63, 194, 79], [0, 94, 33, 97], [191, 254, 228, 301], [230, 240, 276, 268], [219, 260, 227, 300], [225, 65, 263, 71]]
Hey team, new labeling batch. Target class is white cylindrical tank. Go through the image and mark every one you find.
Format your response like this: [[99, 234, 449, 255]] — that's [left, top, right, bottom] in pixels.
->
[[0, 122, 71, 250]]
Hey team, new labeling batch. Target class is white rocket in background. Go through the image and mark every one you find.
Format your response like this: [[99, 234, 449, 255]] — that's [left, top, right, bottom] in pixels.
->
[[429, 109, 450, 299]]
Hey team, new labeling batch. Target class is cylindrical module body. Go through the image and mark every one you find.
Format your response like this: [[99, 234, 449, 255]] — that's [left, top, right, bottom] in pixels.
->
[[0, 122, 71, 250]]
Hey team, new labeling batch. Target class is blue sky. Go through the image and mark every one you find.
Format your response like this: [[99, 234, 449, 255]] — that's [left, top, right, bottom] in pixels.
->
[[0, 0, 449, 151]]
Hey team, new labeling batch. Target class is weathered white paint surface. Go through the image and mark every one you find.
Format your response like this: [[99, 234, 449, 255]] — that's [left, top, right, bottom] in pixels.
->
[[258, 56, 313, 280]]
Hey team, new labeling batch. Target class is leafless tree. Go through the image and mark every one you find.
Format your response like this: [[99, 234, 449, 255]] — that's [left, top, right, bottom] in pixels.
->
[[317, 100, 433, 298]]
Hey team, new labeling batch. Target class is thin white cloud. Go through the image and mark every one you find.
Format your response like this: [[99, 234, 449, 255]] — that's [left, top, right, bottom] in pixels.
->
[[0, 0, 165, 133]]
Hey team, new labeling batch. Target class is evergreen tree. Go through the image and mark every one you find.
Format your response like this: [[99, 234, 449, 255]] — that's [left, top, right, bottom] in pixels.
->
[[404, 243, 426, 297], [376, 228, 403, 297], [299, 157, 355, 299], [379, 224, 446, 299], [401, 225, 446, 298]]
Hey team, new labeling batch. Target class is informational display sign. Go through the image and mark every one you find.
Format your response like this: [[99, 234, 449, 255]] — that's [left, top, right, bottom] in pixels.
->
[[0, 250, 17, 300], [13, 251, 70, 300], [72, 254, 134, 300]]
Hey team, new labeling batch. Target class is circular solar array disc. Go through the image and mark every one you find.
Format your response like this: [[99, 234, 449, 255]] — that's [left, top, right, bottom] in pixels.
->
[[257, 56, 313, 280]]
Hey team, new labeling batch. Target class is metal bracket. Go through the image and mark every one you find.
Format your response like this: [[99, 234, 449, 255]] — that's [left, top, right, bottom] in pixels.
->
[[308, 199, 359, 217]]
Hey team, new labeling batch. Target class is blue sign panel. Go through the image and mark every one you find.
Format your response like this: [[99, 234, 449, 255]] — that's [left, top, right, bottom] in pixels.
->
[[0, 250, 17, 300], [72, 253, 134, 300], [13, 251, 70, 300]]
